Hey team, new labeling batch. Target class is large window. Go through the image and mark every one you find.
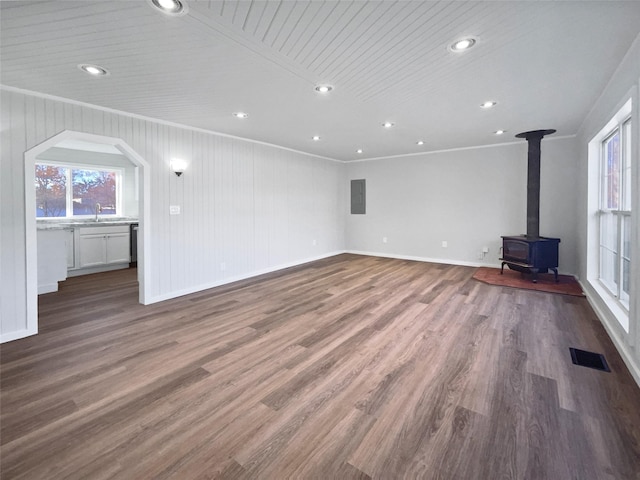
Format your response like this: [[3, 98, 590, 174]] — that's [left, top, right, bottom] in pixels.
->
[[599, 117, 632, 308], [36, 163, 121, 218]]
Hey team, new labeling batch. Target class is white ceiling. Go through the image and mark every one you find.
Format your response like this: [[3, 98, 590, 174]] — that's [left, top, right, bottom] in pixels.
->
[[2, 0, 640, 161]]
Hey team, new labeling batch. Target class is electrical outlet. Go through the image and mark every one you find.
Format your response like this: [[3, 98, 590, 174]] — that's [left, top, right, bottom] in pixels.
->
[[383, 237, 388, 243], [169, 205, 181, 215], [220, 262, 226, 271], [442, 241, 448, 248], [482, 246, 489, 253], [312, 239, 317, 246]]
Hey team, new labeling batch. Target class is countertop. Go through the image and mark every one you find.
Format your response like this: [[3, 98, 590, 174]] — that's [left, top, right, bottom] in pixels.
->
[[37, 219, 138, 231]]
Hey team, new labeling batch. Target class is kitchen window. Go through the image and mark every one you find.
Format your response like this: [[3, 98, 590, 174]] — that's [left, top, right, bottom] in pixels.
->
[[35, 163, 122, 218]]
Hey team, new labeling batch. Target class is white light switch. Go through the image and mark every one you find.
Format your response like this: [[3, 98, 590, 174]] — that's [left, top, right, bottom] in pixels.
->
[[169, 205, 181, 215]]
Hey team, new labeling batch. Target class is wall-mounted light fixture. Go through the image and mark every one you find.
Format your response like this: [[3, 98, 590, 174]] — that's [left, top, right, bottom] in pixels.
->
[[171, 159, 187, 177]]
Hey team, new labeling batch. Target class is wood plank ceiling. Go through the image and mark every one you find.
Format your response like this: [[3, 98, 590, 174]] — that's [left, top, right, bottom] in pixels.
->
[[2, 1, 640, 160]]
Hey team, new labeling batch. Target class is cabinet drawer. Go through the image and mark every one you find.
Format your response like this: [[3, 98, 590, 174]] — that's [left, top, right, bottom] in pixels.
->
[[79, 225, 130, 235]]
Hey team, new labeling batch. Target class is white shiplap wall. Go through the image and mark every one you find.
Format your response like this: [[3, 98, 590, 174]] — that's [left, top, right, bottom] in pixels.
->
[[0, 88, 346, 342]]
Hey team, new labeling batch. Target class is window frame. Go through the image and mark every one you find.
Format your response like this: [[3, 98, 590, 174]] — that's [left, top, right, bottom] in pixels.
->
[[35, 161, 124, 219], [597, 115, 632, 311]]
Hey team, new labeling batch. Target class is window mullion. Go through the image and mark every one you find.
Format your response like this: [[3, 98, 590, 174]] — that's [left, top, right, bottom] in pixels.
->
[[66, 167, 73, 218]]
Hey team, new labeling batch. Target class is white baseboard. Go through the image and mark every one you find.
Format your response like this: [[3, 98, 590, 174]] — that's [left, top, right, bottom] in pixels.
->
[[1, 326, 38, 343], [67, 263, 129, 277], [579, 280, 640, 388], [346, 250, 502, 269], [38, 282, 59, 294], [146, 250, 348, 305], [346, 250, 579, 276]]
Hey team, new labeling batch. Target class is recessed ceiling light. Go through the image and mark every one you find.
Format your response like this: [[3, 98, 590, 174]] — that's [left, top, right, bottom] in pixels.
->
[[78, 64, 109, 76], [312, 135, 321, 141], [449, 37, 477, 52], [495, 130, 506, 135], [382, 122, 395, 128], [416, 140, 424, 145], [233, 112, 248, 119], [480, 101, 497, 109], [149, 0, 187, 15], [356, 149, 363, 154], [315, 84, 333, 93]]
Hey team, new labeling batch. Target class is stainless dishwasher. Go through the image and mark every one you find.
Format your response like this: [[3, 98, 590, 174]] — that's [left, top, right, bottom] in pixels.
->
[[130, 223, 138, 267]]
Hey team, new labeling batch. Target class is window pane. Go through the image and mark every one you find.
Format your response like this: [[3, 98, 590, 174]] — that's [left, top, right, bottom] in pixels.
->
[[72, 169, 117, 216], [621, 215, 631, 303], [35, 165, 67, 217], [599, 212, 617, 291], [622, 120, 631, 211], [603, 131, 620, 210], [600, 246, 617, 292], [599, 211, 617, 251]]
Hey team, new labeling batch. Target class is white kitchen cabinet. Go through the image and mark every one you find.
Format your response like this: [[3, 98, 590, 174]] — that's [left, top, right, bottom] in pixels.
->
[[77, 226, 130, 269], [78, 233, 108, 268], [37, 229, 68, 294], [106, 232, 130, 264]]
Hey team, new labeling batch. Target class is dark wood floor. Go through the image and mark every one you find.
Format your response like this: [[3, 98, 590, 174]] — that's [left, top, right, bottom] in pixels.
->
[[2, 254, 640, 479]]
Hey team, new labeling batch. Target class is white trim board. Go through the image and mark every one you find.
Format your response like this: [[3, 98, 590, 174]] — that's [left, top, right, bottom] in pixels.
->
[[0, 327, 38, 344], [580, 280, 640, 388], [345, 252, 576, 277], [346, 134, 577, 164], [146, 250, 348, 304], [0, 84, 577, 166], [346, 250, 502, 269], [0, 84, 341, 164]]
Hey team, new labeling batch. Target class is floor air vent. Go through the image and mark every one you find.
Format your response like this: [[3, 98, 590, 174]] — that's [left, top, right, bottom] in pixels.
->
[[570, 348, 610, 372]]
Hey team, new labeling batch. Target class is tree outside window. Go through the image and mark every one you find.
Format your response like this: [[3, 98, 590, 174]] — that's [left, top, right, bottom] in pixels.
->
[[35, 165, 67, 217], [35, 164, 119, 218], [72, 170, 116, 215]]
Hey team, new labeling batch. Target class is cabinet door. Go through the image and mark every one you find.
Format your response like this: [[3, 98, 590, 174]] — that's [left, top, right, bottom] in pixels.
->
[[66, 229, 75, 269], [106, 232, 130, 264], [78, 234, 107, 268]]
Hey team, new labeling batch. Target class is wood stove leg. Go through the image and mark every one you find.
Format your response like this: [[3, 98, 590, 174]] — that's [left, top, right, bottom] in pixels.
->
[[531, 268, 539, 283], [552, 268, 559, 282], [501, 262, 505, 275]]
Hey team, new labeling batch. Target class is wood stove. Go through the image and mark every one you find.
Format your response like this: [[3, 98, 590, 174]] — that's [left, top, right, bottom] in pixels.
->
[[501, 235, 560, 282], [500, 129, 560, 283]]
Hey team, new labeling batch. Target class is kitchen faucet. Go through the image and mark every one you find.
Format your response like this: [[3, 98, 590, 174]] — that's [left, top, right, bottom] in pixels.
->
[[95, 202, 102, 221]]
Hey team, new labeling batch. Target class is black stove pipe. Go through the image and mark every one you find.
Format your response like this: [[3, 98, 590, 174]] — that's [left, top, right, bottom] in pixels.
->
[[515, 129, 556, 239]]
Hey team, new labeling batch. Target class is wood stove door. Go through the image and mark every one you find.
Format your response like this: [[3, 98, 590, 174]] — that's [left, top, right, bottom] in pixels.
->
[[503, 239, 529, 263]]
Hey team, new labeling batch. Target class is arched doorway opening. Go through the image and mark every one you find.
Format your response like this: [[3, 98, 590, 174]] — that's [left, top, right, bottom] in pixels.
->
[[24, 130, 151, 336]]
